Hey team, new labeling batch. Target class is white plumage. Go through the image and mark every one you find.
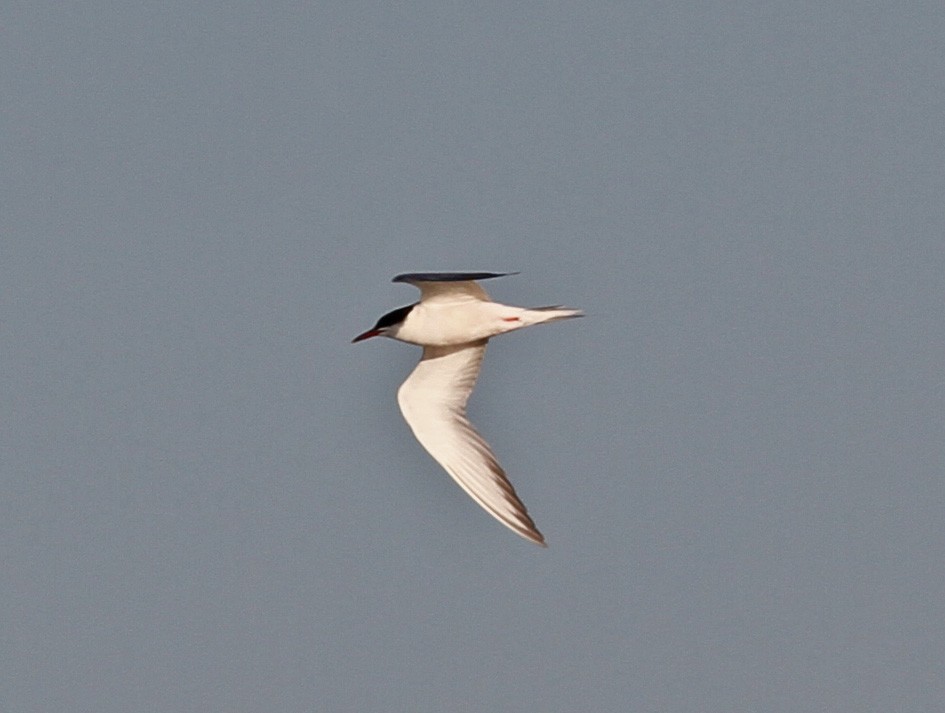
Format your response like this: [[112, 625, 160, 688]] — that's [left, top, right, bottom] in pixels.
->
[[353, 272, 582, 545]]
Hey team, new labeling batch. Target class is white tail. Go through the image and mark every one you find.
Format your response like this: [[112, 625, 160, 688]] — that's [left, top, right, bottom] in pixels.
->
[[519, 306, 584, 327]]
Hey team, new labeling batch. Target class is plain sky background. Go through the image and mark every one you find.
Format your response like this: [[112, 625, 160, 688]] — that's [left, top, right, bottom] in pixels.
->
[[3, 2, 944, 711]]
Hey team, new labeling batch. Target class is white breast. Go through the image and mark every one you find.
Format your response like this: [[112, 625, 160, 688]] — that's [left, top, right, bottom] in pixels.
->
[[391, 300, 519, 346]]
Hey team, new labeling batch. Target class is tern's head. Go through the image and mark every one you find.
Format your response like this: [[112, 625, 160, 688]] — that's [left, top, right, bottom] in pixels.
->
[[352, 304, 415, 343]]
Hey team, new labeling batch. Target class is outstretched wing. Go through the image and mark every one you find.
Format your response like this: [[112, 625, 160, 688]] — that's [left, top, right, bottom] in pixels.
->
[[392, 272, 517, 303], [396, 341, 545, 546]]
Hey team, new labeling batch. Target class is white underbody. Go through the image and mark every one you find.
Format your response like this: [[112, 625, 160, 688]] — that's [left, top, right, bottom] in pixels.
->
[[389, 299, 580, 346]]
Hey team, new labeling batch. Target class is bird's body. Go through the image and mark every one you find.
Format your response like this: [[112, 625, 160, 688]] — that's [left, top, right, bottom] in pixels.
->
[[389, 299, 579, 346], [353, 272, 582, 546]]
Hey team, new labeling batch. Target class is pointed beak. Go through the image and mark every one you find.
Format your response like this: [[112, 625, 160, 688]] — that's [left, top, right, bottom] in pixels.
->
[[351, 328, 381, 343]]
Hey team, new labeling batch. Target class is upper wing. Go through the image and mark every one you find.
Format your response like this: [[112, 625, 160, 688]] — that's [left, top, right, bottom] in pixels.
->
[[392, 272, 516, 304], [396, 341, 545, 546]]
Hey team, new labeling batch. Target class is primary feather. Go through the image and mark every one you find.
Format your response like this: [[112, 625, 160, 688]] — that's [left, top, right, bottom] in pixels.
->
[[396, 341, 545, 545]]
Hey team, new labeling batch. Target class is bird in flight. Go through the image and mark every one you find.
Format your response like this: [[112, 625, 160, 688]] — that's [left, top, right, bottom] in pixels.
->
[[352, 272, 582, 546]]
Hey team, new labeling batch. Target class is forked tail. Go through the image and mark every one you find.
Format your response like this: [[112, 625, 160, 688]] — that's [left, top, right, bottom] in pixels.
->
[[520, 305, 584, 326]]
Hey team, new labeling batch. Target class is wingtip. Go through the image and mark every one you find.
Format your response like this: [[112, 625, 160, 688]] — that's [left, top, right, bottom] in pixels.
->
[[520, 531, 547, 547], [516, 523, 547, 547]]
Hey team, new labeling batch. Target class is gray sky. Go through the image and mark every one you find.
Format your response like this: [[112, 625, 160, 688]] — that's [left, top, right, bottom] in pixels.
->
[[3, 2, 944, 711]]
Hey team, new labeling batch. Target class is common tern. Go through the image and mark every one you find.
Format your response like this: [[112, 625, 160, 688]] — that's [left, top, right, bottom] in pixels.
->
[[353, 272, 582, 546]]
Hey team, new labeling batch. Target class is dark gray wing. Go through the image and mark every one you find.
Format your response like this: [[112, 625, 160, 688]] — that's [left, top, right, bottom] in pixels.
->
[[393, 272, 517, 283]]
